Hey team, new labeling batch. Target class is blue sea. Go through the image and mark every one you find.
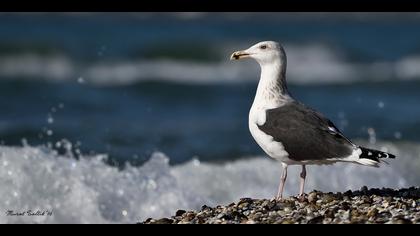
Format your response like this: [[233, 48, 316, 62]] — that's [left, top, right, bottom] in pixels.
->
[[0, 13, 419, 223]]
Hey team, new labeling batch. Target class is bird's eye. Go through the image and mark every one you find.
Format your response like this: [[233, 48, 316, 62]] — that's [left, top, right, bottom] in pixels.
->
[[260, 45, 267, 50]]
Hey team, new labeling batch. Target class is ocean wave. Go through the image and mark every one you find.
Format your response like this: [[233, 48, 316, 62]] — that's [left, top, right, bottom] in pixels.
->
[[0, 140, 417, 223], [1, 44, 420, 86]]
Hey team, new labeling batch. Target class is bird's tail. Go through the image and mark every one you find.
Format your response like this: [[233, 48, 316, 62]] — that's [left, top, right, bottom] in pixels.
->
[[356, 147, 396, 167]]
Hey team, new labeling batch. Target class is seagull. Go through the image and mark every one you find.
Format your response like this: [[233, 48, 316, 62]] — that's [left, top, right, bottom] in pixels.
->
[[230, 41, 396, 200]]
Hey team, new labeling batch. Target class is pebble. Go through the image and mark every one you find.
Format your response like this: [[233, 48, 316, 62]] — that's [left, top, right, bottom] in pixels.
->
[[141, 187, 420, 224], [367, 208, 378, 218], [175, 210, 186, 217], [308, 192, 318, 203]]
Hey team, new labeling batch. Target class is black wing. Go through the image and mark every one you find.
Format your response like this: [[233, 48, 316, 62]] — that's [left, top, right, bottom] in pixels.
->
[[257, 101, 354, 161]]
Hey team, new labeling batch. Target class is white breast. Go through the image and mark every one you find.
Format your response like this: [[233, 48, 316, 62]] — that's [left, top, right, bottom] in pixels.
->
[[248, 105, 290, 162]]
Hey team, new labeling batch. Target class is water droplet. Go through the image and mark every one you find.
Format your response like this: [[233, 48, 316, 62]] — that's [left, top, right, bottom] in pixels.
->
[[394, 131, 402, 139], [367, 127, 376, 144], [58, 103, 64, 109], [47, 117, 54, 124], [74, 149, 81, 156], [378, 101, 385, 108], [46, 130, 53, 136], [147, 179, 157, 189], [122, 210, 128, 216], [77, 77, 85, 84], [192, 158, 201, 166]]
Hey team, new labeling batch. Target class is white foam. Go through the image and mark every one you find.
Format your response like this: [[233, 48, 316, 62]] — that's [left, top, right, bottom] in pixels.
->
[[0, 140, 416, 223], [0, 54, 73, 81], [0, 146, 203, 223]]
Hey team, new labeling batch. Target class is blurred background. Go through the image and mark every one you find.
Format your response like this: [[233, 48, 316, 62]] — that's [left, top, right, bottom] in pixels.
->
[[0, 13, 419, 223]]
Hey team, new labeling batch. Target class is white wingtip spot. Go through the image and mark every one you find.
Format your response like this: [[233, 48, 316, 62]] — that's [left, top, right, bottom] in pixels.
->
[[328, 126, 337, 132]]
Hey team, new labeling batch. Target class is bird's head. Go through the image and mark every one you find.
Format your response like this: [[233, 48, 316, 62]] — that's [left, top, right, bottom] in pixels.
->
[[230, 41, 286, 66]]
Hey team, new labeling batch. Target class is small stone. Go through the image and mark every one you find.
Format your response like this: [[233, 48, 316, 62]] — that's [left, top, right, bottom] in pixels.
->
[[350, 209, 360, 218], [322, 194, 335, 203], [152, 218, 174, 224], [344, 190, 353, 196], [324, 208, 336, 219], [184, 212, 196, 221], [377, 211, 392, 220], [263, 200, 276, 210], [360, 186, 368, 194], [308, 215, 324, 224], [231, 210, 246, 219], [394, 218, 412, 224], [298, 194, 308, 203], [367, 208, 378, 218], [335, 192, 343, 200], [238, 198, 253, 204], [308, 192, 318, 203], [284, 207, 292, 213], [281, 219, 295, 224], [343, 195, 351, 201], [245, 219, 256, 224], [238, 202, 250, 209], [360, 195, 372, 204], [201, 205, 212, 211], [175, 210, 186, 217], [323, 218, 333, 224]]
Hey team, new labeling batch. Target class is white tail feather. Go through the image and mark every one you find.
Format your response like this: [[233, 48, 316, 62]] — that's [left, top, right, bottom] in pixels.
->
[[338, 148, 380, 167], [355, 158, 380, 167]]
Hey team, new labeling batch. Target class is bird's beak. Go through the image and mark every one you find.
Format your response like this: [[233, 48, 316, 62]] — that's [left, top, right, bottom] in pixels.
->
[[230, 50, 250, 60]]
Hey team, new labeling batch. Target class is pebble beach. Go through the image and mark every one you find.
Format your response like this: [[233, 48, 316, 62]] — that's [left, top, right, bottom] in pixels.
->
[[141, 187, 420, 224]]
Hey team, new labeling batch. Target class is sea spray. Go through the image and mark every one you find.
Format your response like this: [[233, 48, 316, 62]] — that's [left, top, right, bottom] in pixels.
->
[[0, 140, 415, 223]]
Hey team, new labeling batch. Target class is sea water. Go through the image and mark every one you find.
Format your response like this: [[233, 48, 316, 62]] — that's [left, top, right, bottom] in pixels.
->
[[0, 13, 419, 223]]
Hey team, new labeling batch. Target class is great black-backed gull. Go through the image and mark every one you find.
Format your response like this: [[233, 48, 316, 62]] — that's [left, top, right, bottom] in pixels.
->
[[230, 41, 396, 200]]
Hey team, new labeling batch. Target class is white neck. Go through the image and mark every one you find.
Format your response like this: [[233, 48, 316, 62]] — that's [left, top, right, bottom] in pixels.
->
[[251, 59, 292, 111]]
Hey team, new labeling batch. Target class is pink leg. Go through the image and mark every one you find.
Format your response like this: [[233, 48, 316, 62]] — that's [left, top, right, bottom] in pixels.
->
[[276, 163, 288, 200], [299, 165, 307, 197]]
